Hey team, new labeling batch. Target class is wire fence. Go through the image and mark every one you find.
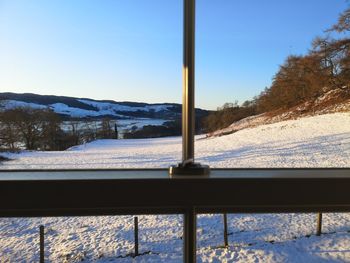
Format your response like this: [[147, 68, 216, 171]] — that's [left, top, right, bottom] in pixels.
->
[[36, 213, 325, 262]]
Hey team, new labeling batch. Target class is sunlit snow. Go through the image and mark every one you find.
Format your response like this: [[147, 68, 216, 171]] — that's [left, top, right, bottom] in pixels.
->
[[0, 112, 350, 262]]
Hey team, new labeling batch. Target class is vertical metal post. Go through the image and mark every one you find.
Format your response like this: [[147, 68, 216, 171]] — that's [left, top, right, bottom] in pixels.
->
[[223, 213, 228, 247], [134, 216, 139, 256], [172, 0, 208, 259], [169, 0, 209, 176], [316, 213, 322, 236], [184, 207, 197, 263], [39, 225, 44, 263], [182, 0, 195, 165]]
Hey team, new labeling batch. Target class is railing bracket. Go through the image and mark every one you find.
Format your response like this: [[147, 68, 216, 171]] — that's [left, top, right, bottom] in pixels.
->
[[169, 163, 210, 176]]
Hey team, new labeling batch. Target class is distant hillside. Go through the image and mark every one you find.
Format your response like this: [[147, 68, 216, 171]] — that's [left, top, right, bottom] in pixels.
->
[[204, 7, 350, 137], [0, 92, 208, 120], [207, 87, 350, 137]]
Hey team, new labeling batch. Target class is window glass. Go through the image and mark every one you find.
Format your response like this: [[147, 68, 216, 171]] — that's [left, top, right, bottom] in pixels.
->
[[195, 0, 350, 168], [0, 215, 183, 261], [2, 213, 350, 262], [0, 0, 182, 169]]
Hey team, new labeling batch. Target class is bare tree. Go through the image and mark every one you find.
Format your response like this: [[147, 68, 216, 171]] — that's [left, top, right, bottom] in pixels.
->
[[328, 8, 350, 33], [97, 118, 115, 139], [0, 111, 18, 150], [40, 110, 64, 150]]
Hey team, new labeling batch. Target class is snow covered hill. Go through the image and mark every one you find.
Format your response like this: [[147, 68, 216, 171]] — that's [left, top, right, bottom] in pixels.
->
[[208, 87, 350, 138], [2, 112, 349, 169], [0, 92, 208, 120], [0, 112, 349, 262]]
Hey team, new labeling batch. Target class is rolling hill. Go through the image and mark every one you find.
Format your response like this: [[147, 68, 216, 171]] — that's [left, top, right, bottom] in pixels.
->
[[0, 92, 208, 120]]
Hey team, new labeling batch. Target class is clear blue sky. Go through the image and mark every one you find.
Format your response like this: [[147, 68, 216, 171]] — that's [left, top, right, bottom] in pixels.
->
[[0, 0, 348, 110]]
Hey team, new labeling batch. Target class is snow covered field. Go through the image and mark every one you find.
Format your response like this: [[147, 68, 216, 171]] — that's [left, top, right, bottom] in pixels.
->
[[2, 112, 349, 169], [0, 112, 350, 262]]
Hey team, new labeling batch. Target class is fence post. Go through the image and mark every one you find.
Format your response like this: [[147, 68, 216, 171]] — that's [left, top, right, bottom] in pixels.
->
[[316, 213, 322, 236], [223, 213, 228, 247], [184, 207, 196, 263], [134, 216, 139, 257], [39, 225, 44, 263]]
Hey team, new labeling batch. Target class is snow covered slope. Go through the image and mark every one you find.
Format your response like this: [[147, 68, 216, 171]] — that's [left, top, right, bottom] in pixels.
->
[[209, 87, 350, 137], [0, 112, 349, 262], [0, 93, 208, 119], [0, 98, 175, 119], [2, 112, 349, 169]]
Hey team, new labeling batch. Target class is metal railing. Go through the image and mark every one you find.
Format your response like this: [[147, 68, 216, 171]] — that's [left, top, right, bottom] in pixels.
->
[[169, 0, 209, 177], [1, 169, 350, 262]]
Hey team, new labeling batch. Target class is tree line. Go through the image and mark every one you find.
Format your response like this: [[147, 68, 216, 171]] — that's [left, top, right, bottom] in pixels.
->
[[0, 108, 118, 151], [204, 7, 350, 132], [123, 117, 205, 139]]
